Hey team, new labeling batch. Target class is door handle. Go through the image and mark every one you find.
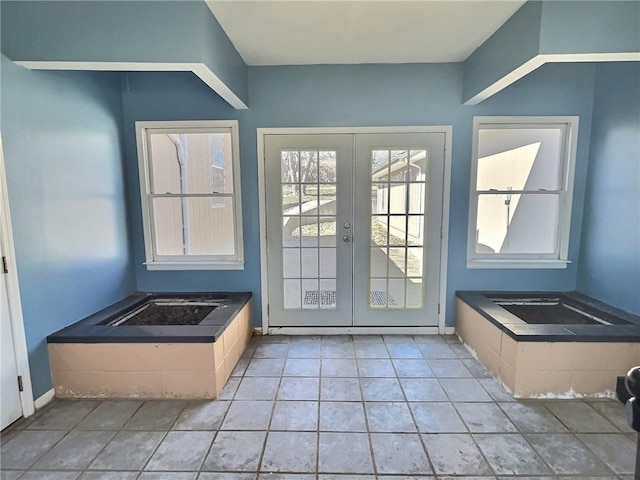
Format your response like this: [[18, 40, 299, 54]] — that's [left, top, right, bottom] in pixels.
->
[[343, 222, 351, 229], [343, 235, 351, 242]]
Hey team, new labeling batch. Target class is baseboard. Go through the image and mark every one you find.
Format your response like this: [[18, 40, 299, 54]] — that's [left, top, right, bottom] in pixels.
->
[[267, 326, 441, 335], [444, 326, 456, 335], [34, 389, 55, 410]]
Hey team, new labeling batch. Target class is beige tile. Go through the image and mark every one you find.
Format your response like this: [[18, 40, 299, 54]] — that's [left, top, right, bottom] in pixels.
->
[[228, 338, 244, 368], [53, 371, 107, 398], [48, 344, 105, 372], [455, 300, 478, 342], [103, 344, 160, 371], [161, 371, 216, 399], [513, 370, 572, 397], [224, 348, 241, 379], [158, 343, 215, 372], [499, 362, 516, 392], [500, 333, 518, 369], [214, 337, 225, 370], [105, 371, 162, 398], [477, 319, 502, 354], [472, 338, 500, 376], [516, 342, 574, 372], [571, 343, 636, 372], [238, 306, 253, 346], [571, 370, 621, 396], [223, 321, 240, 357], [215, 367, 227, 397]]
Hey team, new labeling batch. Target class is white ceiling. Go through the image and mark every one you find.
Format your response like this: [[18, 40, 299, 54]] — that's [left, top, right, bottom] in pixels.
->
[[206, 0, 526, 65]]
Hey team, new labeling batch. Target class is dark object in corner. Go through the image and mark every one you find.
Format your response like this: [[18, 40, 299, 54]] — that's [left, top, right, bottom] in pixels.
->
[[618, 376, 632, 404], [621, 366, 640, 479]]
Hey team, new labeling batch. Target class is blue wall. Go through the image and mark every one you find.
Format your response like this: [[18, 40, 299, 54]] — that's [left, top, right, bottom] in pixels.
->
[[121, 62, 596, 327], [1, 56, 135, 397], [577, 62, 640, 315]]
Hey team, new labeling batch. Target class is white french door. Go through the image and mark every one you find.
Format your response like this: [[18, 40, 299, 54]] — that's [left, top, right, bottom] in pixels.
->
[[263, 130, 445, 328], [1, 212, 22, 429]]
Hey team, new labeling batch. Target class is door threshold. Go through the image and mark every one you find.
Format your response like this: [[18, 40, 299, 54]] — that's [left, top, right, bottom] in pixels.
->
[[266, 326, 442, 335]]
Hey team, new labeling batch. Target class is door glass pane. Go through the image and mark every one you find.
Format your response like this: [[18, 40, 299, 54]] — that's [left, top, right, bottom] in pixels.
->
[[371, 184, 387, 214], [388, 248, 406, 277], [283, 279, 301, 308], [388, 279, 406, 308], [408, 183, 425, 214], [319, 217, 336, 246], [300, 151, 318, 183], [371, 216, 390, 246], [409, 150, 428, 180], [372, 150, 390, 181], [389, 150, 409, 181], [319, 279, 337, 309], [318, 185, 336, 215], [297, 218, 319, 247], [282, 184, 300, 215], [369, 278, 389, 309], [281, 151, 300, 183], [301, 248, 319, 278], [406, 278, 423, 308], [370, 247, 387, 277], [300, 184, 319, 209], [283, 216, 301, 247], [475, 193, 559, 254], [283, 248, 300, 278], [302, 279, 320, 309], [407, 247, 424, 277], [389, 216, 407, 245], [319, 151, 337, 183], [319, 248, 336, 278], [407, 216, 424, 246], [388, 184, 407, 214]]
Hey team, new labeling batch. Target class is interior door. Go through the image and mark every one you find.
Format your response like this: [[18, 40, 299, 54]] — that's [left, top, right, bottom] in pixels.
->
[[353, 133, 445, 326], [1, 219, 22, 429], [264, 131, 445, 328], [265, 134, 354, 326]]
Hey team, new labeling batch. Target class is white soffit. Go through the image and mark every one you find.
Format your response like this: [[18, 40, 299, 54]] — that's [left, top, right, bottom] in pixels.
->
[[206, 0, 526, 65]]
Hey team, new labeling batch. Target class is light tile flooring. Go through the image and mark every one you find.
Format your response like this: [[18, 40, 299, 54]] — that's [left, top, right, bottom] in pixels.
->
[[1, 334, 637, 479]]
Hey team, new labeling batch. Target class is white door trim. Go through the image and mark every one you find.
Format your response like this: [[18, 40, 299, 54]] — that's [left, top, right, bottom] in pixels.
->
[[257, 126, 453, 334], [0, 137, 35, 418]]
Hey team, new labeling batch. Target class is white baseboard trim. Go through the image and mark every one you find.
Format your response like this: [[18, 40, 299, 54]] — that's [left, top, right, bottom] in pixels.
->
[[267, 326, 441, 335], [444, 326, 456, 335], [34, 389, 55, 410]]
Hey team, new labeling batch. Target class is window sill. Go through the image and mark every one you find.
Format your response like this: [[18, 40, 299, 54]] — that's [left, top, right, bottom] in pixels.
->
[[144, 261, 245, 271], [467, 259, 570, 269]]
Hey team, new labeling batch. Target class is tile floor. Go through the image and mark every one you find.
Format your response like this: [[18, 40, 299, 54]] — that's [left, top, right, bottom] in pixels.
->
[[1, 334, 637, 480]]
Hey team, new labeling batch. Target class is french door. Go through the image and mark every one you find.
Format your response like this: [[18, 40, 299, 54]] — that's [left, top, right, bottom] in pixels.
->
[[264, 130, 445, 328]]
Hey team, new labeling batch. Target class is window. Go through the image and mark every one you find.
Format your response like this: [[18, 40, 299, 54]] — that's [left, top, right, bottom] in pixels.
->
[[467, 117, 578, 268], [136, 120, 244, 270]]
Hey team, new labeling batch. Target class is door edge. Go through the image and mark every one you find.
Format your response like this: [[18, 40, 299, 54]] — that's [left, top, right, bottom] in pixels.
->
[[0, 135, 35, 419]]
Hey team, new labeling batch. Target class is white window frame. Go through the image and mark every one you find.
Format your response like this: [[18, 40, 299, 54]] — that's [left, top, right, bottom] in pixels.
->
[[467, 116, 579, 269], [135, 120, 244, 270]]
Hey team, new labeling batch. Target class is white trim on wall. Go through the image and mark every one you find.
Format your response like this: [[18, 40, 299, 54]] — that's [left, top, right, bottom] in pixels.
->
[[438, 127, 453, 333], [257, 126, 453, 335], [0, 136, 35, 418], [34, 388, 55, 410]]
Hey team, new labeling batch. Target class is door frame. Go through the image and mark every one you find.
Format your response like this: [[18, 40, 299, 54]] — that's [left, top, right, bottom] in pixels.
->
[[257, 126, 452, 335], [0, 137, 35, 420]]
